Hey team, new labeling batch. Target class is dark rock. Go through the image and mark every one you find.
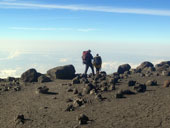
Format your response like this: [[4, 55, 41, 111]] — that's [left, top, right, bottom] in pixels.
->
[[95, 94, 103, 101], [128, 80, 136, 86], [117, 64, 131, 74], [155, 61, 170, 71], [38, 75, 51, 83], [77, 114, 89, 125], [21, 68, 41, 82], [37, 86, 49, 94], [72, 76, 80, 84], [121, 89, 135, 95], [65, 104, 75, 112], [73, 98, 86, 107], [7, 77, 16, 82], [73, 88, 78, 94], [136, 61, 154, 72], [115, 92, 124, 98], [145, 80, 157, 86], [134, 84, 146, 93], [15, 114, 26, 124], [47, 65, 76, 80], [67, 88, 73, 92], [14, 86, 21, 91]]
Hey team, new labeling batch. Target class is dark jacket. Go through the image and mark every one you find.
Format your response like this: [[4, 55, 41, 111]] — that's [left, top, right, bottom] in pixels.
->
[[85, 52, 93, 64]]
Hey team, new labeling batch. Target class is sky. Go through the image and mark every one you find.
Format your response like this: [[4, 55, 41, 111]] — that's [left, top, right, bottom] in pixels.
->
[[0, 0, 170, 78]]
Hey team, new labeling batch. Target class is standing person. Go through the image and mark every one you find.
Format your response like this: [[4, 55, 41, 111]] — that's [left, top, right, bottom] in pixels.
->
[[82, 50, 94, 75], [93, 54, 102, 75]]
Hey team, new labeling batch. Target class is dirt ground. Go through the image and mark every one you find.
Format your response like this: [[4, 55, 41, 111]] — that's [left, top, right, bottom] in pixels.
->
[[0, 74, 170, 128]]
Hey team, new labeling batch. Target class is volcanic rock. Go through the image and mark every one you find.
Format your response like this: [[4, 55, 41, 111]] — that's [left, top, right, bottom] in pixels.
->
[[21, 68, 41, 82], [134, 84, 146, 93], [77, 114, 89, 125], [37, 86, 49, 94], [38, 75, 51, 83], [65, 104, 75, 112], [115, 91, 124, 98], [47, 65, 76, 80], [72, 76, 80, 84], [117, 64, 131, 74], [128, 80, 136, 86], [136, 61, 154, 72], [155, 61, 170, 71]]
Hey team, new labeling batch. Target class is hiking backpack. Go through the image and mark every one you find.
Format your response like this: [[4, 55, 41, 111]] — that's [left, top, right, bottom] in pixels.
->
[[82, 51, 89, 64], [94, 56, 102, 65]]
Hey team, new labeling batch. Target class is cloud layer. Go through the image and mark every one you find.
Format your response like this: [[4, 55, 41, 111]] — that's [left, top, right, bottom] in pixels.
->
[[0, 2, 170, 16]]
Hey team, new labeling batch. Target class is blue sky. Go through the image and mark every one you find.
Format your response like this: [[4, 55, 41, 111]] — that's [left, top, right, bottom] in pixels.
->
[[0, 0, 170, 77]]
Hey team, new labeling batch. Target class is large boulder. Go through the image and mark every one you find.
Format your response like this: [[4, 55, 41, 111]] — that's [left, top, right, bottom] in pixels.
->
[[136, 61, 154, 72], [155, 61, 170, 71], [47, 65, 76, 80], [21, 68, 41, 82], [117, 64, 131, 74]]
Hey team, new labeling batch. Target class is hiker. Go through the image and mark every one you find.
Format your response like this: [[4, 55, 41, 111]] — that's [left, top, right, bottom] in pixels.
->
[[82, 50, 94, 75], [93, 54, 102, 75]]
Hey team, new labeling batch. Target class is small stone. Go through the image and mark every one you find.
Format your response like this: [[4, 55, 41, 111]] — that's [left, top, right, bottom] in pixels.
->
[[115, 90, 124, 98], [128, 80, 136, 86], [95, 94, 103, 101], [65, 104, 75, 112], [121, 89, 135, 95], [134, 84, 146, 93], [73, 88, 78, 94], [67, 88, 73, 92], [115, 93, 124, 98], [15, 114, 26, 124], [37, 86, 49, 94], [77, 114, 89, 125]]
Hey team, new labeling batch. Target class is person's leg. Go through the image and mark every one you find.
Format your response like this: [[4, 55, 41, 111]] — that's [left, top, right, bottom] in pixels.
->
[[96, 68, 99, 75], [84, 64, 89, 74], [89, 63, 95, 75]]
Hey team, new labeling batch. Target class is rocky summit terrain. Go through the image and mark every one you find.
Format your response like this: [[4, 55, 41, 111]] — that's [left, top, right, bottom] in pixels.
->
[[1, 61, 170, 128]]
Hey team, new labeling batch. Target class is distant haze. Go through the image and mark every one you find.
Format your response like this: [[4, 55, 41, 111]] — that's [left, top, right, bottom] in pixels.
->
[[0, 40, 170, 78]]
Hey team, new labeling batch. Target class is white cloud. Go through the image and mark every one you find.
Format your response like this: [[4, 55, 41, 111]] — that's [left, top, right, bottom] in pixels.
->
[[59, 58, 68, 63], [0, 50, 23, 60], [0, 69, 18, 78], [7, 50, 22, 59], [0, 2, 170, 16], [102, 61, 140, 73]]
